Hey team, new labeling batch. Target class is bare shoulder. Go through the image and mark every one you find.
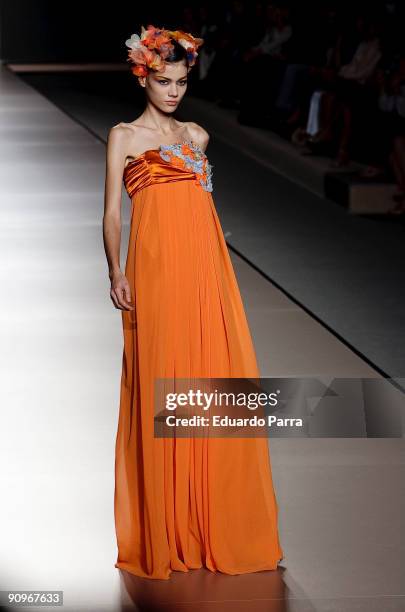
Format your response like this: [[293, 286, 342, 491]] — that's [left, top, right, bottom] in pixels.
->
[[106, 123, 127, 154], [186, 122, 210, 151], [107, 123, 147, 163], [107, 122, 137, 144]]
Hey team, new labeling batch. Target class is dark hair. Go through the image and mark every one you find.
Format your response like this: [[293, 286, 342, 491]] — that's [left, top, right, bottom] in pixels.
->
[[164, 39, 190, 68]]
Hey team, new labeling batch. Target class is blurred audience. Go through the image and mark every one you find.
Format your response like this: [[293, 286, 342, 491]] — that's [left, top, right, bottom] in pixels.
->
[[177, 0, 405, 214]]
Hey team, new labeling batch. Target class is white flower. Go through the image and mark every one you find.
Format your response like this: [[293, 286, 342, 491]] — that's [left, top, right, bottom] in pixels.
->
[[125, 34, 142, 50], [177, 38, 191, 50]]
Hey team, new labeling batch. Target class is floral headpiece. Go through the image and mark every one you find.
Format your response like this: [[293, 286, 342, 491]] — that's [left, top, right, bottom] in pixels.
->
[[125, 24, 204, 77]]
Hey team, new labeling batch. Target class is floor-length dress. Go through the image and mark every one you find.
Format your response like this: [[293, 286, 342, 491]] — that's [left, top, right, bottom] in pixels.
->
[[114, 139, 283, 580]]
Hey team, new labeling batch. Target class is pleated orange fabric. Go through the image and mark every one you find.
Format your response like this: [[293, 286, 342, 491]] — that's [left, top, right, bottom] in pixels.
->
[[114, 140, 283, 580]]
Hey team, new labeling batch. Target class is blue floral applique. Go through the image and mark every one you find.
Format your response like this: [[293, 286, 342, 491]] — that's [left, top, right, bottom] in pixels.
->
[[159, 140, 214, 192]]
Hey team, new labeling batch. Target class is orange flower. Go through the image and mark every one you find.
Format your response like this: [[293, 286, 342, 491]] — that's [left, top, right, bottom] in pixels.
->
[[128, 47, 165, 72], [126, 25, 204, 75], [167, 29, 204, 51], [171, 156, 186, 168], [148, 51, 165, 71], [132, 64, 148, 77], [181, 144, 193, 156], [141, 25, 173, 51]]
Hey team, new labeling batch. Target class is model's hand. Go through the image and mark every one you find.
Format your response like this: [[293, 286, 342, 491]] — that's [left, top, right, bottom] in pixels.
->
[[110, 271, 134, 311]]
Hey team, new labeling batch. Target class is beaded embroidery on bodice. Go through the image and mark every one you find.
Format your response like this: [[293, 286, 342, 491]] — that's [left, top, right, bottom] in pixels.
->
[[158, 140, 213, 192], [123, 139, 214, 198]]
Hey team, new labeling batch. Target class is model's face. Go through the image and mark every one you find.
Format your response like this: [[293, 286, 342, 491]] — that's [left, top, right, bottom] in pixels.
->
[[140, 61, 189, 113]]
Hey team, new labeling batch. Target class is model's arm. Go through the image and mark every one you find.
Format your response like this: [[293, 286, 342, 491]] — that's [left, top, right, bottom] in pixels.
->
[[103, 126, 134, 311]]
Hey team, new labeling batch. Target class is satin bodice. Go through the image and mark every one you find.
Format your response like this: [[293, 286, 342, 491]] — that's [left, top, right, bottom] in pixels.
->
[[123, 139, 213, 199]]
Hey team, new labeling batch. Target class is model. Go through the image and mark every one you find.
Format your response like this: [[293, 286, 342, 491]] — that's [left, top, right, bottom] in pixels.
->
[[102, 24, 284, 580]]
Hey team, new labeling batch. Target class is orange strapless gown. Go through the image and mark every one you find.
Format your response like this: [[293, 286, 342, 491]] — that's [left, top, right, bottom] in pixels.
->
[[114, 139, 283, 580]]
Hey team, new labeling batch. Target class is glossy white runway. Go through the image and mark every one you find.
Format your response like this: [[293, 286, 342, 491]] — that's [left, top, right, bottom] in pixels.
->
[[0, 66, 124, 610]]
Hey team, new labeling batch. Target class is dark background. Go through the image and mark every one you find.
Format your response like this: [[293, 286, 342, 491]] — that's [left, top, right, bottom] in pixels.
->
[[0, 0, 198, 63]]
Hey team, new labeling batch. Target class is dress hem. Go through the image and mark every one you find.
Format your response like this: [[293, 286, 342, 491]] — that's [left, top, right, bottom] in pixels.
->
[[115, 554, 284, 580]]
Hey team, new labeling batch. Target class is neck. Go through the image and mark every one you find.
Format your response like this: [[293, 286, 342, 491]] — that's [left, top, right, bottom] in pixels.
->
[[140, 105, 178, 135]]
